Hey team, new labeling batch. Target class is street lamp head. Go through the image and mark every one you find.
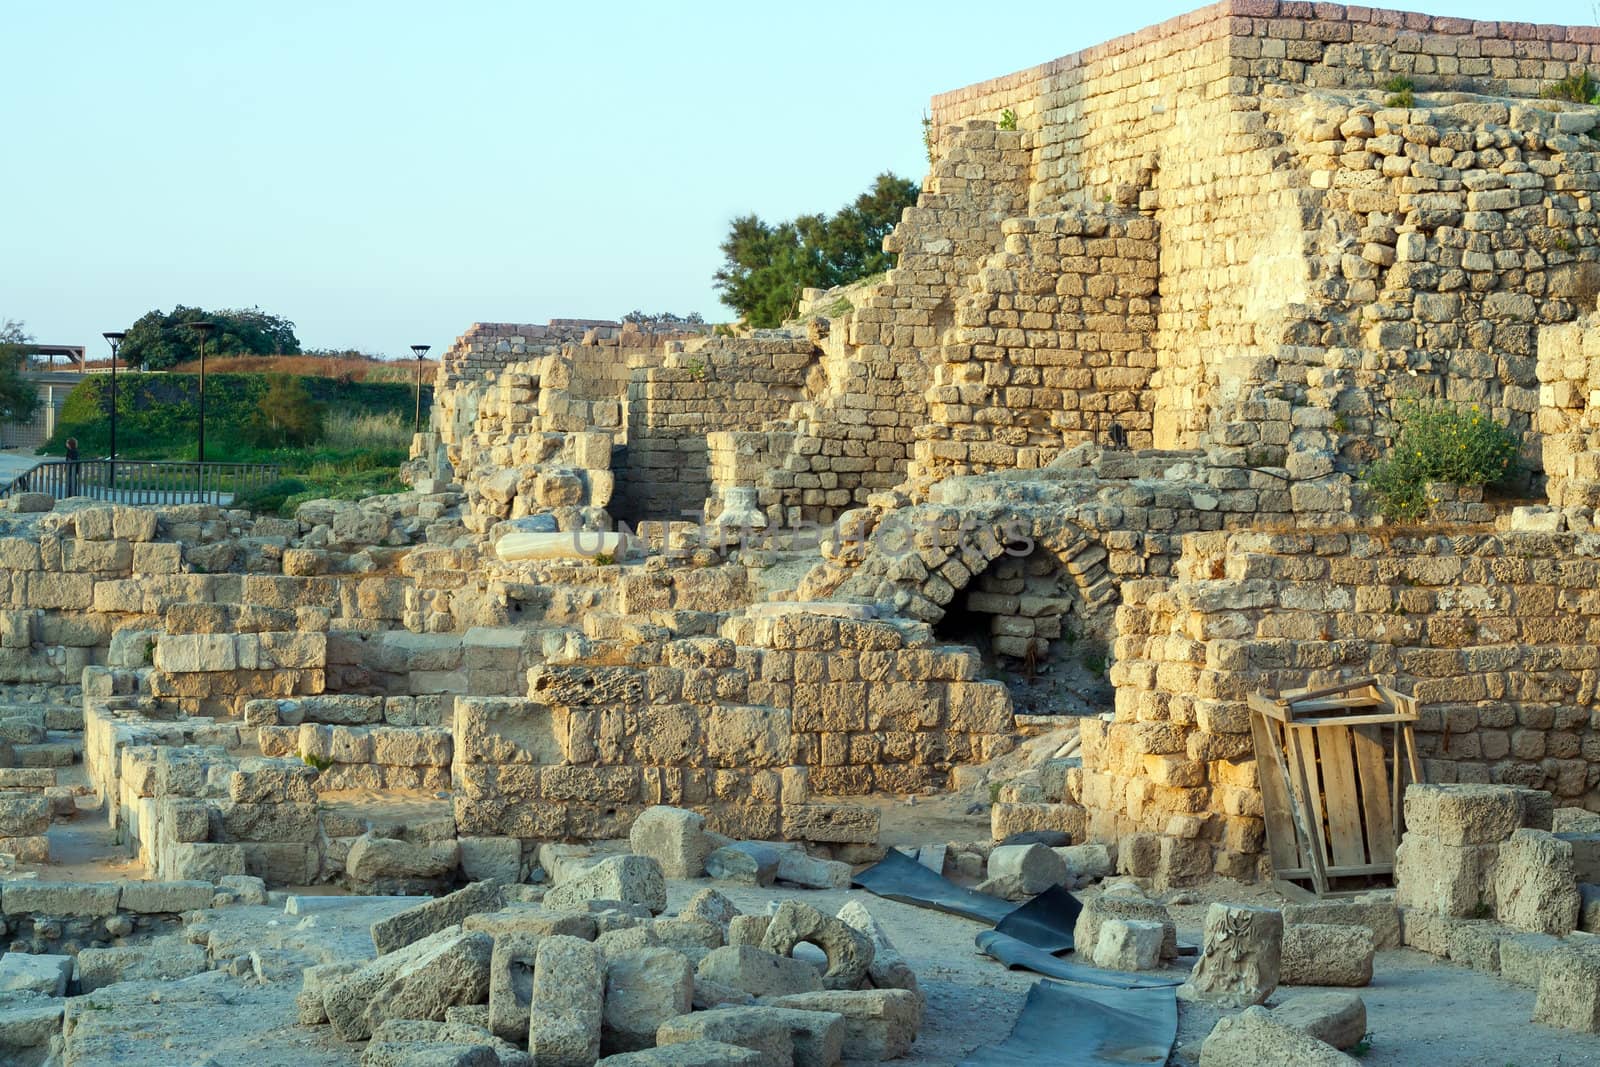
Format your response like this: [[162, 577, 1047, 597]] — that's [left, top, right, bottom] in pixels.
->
[[102, 331, 126, 345], [411, 344, 431, 360]]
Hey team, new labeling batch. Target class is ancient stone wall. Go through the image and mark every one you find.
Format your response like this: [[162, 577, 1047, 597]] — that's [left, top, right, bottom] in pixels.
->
[[925, 1, 1600, 474], [1086, 527, 1600, 882], [1537, 305, 1600, 508], [616, 339, 816, 523], [911, 209, 1159, 483]]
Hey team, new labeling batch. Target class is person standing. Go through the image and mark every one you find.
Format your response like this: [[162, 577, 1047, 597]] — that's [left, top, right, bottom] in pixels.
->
[[64, 437, 79, 497]]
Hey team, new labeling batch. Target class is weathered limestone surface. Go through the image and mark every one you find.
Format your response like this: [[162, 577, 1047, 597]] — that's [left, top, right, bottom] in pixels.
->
[[1179, 904, 1283, 1008]]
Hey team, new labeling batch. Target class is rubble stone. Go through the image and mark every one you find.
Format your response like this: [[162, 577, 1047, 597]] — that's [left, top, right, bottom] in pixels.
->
[[1094, 918, 1164, 972], [1269, 992, 1367, 1050], [546, 856, 668, 916], [629, 806, 712, 880], [602, 947, 694, 1054], [529, 934, 605, 1065], [1280, 924, 1373, 987], [1179, 904, 1282, 1008], [1199, 1006, 1358, 1066], [766, 988, 922, 1060], [760, 900, 874, 990]]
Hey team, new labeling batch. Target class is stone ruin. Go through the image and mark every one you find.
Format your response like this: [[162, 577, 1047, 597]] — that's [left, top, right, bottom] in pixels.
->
[[10, 3, 1600, 1064]]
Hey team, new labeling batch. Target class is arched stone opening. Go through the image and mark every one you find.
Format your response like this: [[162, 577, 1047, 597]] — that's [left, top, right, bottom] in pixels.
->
[[934, 538, 1113, 717]]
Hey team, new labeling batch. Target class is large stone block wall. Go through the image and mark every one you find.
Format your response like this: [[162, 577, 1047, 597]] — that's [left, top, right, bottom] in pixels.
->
[[616, 339, 816, 522], [924, 1, 1600, 469], [1088, 527, 1600, 880], [911, 209, 1159, 482], [1537, 305, 1600, 508], [453, 607, 1014, 844]]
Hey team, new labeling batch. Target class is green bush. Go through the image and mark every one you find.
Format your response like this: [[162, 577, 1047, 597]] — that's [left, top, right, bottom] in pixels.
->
[[1381, 74, 1415, 108], [233, 477, 308, 514], [1541, 69, 1600, 104], [1360, 399, 1519, 522]]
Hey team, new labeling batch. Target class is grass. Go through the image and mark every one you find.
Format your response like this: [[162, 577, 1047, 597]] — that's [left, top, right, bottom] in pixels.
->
[[41, 372, 421, 515], [1382, 74, 1415, 108]]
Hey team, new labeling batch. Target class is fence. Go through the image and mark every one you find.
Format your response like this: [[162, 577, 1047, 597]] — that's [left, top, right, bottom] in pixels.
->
[[0, 460, 281, 506]]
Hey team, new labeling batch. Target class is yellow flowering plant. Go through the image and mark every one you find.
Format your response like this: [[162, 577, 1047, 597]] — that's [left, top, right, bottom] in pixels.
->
[[1360, 397, 1519, 521]]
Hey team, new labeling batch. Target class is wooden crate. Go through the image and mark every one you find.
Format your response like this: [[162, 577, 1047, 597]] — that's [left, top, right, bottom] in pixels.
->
[[1247, 678, 1424, 898]]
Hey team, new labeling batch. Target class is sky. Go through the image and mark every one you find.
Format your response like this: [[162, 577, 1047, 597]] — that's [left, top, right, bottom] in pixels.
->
[[3, 1, 1593, 360]]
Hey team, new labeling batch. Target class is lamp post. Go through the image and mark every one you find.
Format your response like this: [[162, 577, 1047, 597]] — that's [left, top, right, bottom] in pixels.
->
[[101, 331, 125, 492], [410, 344, 431, 436], [186, 322, 216, 463]]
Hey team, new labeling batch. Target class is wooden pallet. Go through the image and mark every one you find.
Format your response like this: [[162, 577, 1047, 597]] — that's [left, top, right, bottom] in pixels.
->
[[1247, 678, 1423, 898]]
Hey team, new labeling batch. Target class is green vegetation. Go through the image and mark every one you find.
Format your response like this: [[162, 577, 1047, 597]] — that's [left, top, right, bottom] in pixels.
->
[[1360, 398, 1519, 522], [622, 310, 705, 327], [998, 108, 1017, 131], [714, 172, 919, 328], [44, 372, 423, 513], [1541, 69, 1600, 104], [922, 111, 936, 165], [0, 319, 42, 424], [1382, 74, 1416, 108], [119, 305, 301, 371]]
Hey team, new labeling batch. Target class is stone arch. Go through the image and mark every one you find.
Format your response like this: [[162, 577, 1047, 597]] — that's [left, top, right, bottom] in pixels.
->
[[825, 502, 1120, 714]]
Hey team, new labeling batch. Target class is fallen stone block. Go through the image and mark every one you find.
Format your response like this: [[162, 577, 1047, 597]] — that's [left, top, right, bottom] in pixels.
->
[[1072, 893, 1177, 961], [75, 940, 210, 993], [705, 843, 779, 886], [596, 1041, 762, 1065], [655, 1007, 795, 1066], [727, 915, 771, 949], [529, 934, 604, 1065], [325, 926, 494, 1042], [761, 901, 873, 991], [1444, 918, 1502, 974], [629, 806, 712, 880], [488, 932, 540, 1044], [372, 880, 504, 954], [546, 855, 667, 915], [346, 833, 461, 892], [694, 975, 754, 1010], [1533, 941, 1600, 1033], [1179, 903, 1283, 1008], [362, 1041, 499, 1067], [466, 906, 598, 941], [1282, 892, 1400, 950], [603, 947, 694, 1054], [1199, 1005, 1357, 1065], [775, 849, 851, 890], [1057, 842, 1115, 887], [297, 961, 363, 1025], [765, 988, 921, 1060], [986, 842, 1067, 896], [1581, 884, 1600, 934], [1269, 992, 1367, 1050], [1494, 829, 1581, 935], [167, 842, 247, 881], [365, 1019, 529, 1067], [1281, 924, 1374, 987], [836, 900, 919, 998], [1094, 918, 1164, 972], [0, 952, 72, 996], [649, 918, 723, 963], [697, 945, 822, 998], [681, 888, 740, 931], [0, 992, 63, 1062]]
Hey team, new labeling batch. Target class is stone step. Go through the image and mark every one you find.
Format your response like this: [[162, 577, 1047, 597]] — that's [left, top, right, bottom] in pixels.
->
[[10, 739, 80, 768]]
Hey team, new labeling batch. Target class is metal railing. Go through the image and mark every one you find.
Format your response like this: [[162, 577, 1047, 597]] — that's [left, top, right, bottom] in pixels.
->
[[0, 459, 280, 506]]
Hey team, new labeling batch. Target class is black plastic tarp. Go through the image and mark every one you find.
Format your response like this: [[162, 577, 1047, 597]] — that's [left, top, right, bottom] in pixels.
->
[[957, 979, 1178, 1066]]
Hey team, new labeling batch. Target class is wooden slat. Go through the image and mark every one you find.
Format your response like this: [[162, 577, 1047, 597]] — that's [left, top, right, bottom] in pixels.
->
[[1285, 728, 1331, 896], [1284, 711, 1418, 728], [1250, 711, 1305, 875], [1280, 677, 1379, 703], [1315, 725, 1367, 868], [1353, 724, 1396, 867], [1273, 862, 1397, 879], [1403, 724, 1424, 792]]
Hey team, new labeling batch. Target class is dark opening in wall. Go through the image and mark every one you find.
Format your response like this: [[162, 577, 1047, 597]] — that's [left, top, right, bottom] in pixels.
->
[[933, 545, 1112, 717]]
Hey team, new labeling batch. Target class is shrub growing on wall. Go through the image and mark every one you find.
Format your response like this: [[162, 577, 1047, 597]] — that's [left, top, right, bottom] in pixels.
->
[[1360, 398, 1519, 521]]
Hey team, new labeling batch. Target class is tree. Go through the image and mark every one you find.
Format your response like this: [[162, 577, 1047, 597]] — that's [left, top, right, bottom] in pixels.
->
[[622, 310, 706, 327], [119, 305, 302, 370], [0, 320, 41, 424], [246, 374, 324, 448], [713, 172, 919, 328]]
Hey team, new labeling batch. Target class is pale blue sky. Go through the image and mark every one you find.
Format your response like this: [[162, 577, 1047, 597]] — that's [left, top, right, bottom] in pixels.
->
[[2, 1, 1587, 359]]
